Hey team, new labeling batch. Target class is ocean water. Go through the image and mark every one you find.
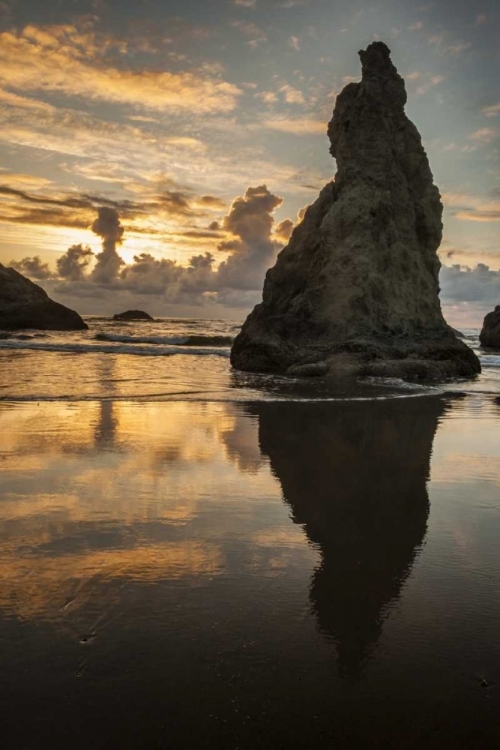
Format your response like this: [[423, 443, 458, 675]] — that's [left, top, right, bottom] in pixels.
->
[[1, 317, 500, 748], [0, 316, 499, 401]]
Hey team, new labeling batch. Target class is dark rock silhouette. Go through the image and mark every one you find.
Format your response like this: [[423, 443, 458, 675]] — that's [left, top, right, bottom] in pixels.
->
[[251, 396, 446, 678], [480, 305, 500, 348], [0, 263, 87, 330], [113, 310, 154, 321], [231, 42, 479, 381]]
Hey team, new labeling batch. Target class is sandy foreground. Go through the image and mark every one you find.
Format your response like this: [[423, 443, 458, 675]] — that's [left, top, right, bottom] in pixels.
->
[[0, 396, 499, 748]]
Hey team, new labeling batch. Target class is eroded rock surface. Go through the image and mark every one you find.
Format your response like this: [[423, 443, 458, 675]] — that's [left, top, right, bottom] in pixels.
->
[[480, 306, 500, 348], [231, 42, 480, 381], [0, 264, 88, 331]]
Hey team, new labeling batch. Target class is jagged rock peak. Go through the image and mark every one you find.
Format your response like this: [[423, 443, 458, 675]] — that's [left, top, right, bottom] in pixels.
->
[[230, 42, 480, 381], [360, 41, 400, 80]]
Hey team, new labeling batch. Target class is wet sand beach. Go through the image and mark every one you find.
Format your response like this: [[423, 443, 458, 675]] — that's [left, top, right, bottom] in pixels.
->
[[1, 393, 500, 748]]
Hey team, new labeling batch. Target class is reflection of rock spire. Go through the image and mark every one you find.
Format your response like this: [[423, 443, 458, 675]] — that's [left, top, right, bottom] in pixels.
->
[[94, 401, 118, 447], [253, 396, 446, 679]]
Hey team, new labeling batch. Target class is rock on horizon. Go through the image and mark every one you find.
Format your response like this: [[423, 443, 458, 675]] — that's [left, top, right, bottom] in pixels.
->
[[0, 264, 88, 331], [231, 42, 480, 381], [113, 310, 154, 321]]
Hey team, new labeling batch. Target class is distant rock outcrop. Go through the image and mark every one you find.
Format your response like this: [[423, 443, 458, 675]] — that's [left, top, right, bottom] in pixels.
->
[[0, 264, 87, 331], [113, 310, 154, 321], [480, 306, 500, 348], [231, 42, 480, 381]]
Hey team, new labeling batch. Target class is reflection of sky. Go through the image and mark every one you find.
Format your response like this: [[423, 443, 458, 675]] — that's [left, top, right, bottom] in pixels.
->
[[0, 401, 312, 623], [1, 396, 500, 746], [1, 394, 498, 635]]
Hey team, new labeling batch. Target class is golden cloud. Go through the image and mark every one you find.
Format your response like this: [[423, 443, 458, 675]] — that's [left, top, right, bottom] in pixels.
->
[[0, 26, 241, 114], [262, 117, 325, 135], [442, 190, 500, 222]]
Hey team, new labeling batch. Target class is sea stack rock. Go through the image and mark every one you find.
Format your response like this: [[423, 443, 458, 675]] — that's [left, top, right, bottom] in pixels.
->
[[231, 42, 480, 381], [113, 310, 154, 321], [479, 306, 500, 348], [0, 264, 87, 330]]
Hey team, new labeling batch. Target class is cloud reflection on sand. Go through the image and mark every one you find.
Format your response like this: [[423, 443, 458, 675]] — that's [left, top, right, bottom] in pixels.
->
[[0, 400, 289, 623]]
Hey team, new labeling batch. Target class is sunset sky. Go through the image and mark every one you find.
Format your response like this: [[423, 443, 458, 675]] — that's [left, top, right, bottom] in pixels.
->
[[0, 0, 499, 323]]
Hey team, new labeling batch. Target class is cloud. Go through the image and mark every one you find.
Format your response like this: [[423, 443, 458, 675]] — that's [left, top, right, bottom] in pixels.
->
[[0, 183, 148, 232], [0, 172, 52, 190], [442, 190, 500, 221], [482, 103, 500, 118], [475, 13, 487, 25], [440, 263, 500, 305], [408, 21, 424, 31], [428, 33, 471, 57], [255, 91, 279, 104], [453, 211, 500, 222], [13, 186, 289, 310], [234, 0, 256, 6], [415, 74, 445, 96], [274, 203, 307, 243], [0, 87, 54, 112], [91, 207, 125, 282], [274, 218, 294, 242], [216, 185, 283, 290], [279, 84, 305, 105], [118, 251, 215, 299], [288, 36, 300, 51], [468, 127, 498, 145], [262, 117, 325, 135], [0, 26, 241, 114], [10, 255, 53, 279], [0, 176, 227, 242], [230, 20, 267, 46], [57, 244, 94, 280]]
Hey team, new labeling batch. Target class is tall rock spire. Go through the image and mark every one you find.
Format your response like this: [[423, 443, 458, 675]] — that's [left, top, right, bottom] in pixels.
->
[[231, 42, 480, 381]]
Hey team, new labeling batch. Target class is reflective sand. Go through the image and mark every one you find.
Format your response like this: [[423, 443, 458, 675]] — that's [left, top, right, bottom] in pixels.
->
[[1, 395, 499, 748]]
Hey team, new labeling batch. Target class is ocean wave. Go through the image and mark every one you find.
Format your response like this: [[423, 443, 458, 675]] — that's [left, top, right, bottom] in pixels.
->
[[0, 340, 231, 358], [479, 354, 500, 368], [94, 333, 233, 347], [0, 391, 443, 404]]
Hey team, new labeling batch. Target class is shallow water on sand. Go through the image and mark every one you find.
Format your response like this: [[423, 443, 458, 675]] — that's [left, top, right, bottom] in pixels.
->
[[1, 393, 500, 748], [1, 318, 499, 403]]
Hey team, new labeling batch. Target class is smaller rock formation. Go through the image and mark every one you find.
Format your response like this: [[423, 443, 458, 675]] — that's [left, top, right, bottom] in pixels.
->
[[113, 310, 154, 321], [480, 306, 500, 348], [231, 42, 480, 381], [0, 264, 88, 331]]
